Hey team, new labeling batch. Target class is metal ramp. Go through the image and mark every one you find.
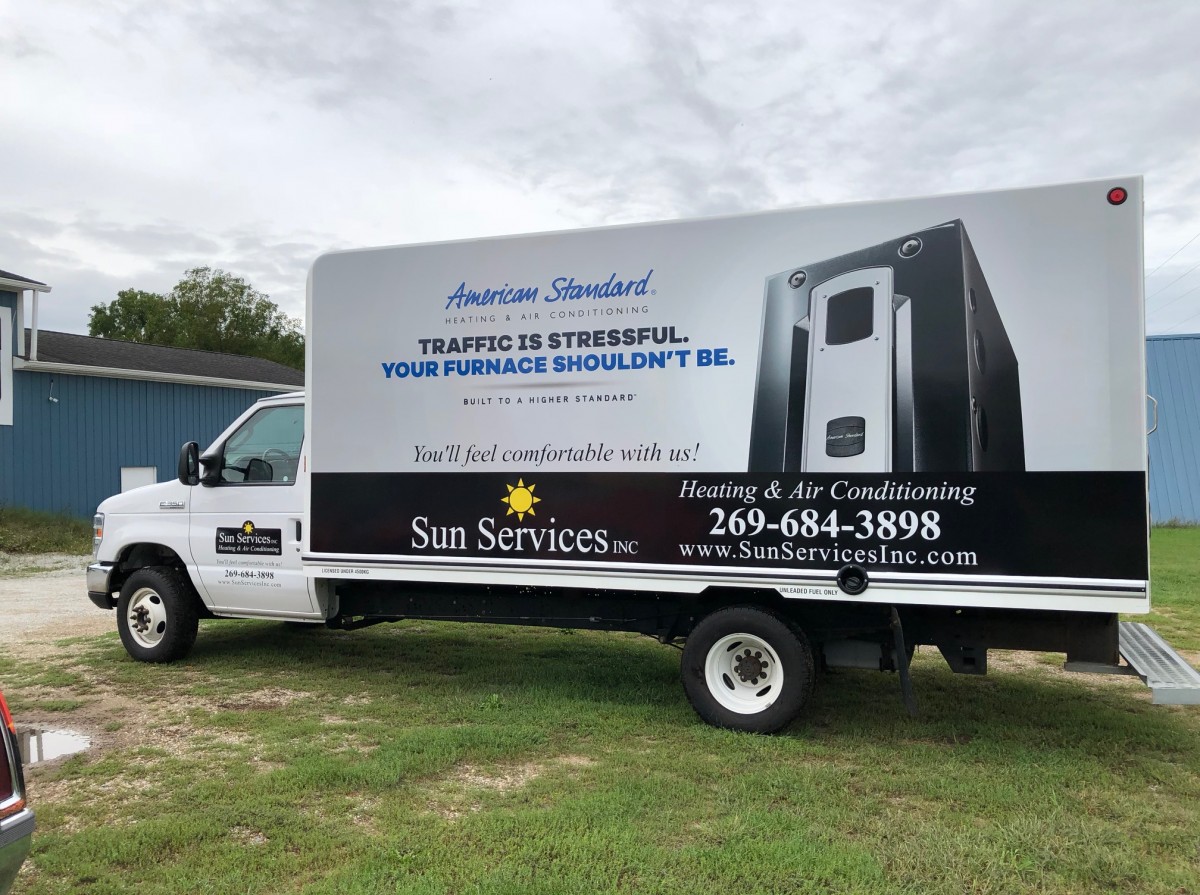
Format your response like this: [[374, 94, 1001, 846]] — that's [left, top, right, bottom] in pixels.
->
[[1119, 622, 1200, 705]]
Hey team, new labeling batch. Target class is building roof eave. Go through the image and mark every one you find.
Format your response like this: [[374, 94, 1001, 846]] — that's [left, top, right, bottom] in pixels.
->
[[0, 275, 51, 292], [14, 358, 300, 392]]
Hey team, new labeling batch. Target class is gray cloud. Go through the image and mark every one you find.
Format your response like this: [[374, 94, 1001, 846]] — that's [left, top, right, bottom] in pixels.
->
[[67, 0, 1200, 220], [3, 0, 1199, 334], [70, 216, 224, 258], [0, 208, 332, 331]]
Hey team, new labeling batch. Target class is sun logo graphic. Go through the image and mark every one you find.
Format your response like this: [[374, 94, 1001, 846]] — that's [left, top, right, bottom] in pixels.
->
[[500, 479, 541, 522], [242, 521, 255, 534]]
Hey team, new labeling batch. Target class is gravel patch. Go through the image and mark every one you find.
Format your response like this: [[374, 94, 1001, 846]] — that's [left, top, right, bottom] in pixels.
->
[[0, 551, 92, 578], [0, 554, 112, 652]]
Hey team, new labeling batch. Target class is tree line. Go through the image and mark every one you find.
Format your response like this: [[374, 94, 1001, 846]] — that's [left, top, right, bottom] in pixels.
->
[[89, 267, 304, 370]]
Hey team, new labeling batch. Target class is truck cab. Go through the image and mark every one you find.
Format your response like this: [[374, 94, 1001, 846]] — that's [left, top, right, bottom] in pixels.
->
[[87, 391, 323, 661]]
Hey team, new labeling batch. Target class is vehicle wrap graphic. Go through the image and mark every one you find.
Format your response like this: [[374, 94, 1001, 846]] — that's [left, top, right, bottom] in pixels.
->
[[307, 177, 1148, 597]]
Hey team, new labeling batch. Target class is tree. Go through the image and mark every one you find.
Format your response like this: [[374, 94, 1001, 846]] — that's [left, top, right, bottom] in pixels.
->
[[87, 289, 173, 344], [89, 268, 304, 370]]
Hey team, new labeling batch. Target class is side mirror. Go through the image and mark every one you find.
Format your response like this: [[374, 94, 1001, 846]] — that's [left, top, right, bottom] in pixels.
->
[[177, 442, 200, 486]]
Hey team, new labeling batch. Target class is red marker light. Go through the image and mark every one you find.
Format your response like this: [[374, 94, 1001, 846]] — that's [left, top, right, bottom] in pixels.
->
[[1107, 187, 1127, 205]]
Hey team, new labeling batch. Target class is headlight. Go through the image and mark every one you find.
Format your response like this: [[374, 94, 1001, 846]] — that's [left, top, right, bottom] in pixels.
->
[[93, 513, 104, 557]]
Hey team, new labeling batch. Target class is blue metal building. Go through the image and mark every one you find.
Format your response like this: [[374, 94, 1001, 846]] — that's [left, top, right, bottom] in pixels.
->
[[1147, 333, 1200, 524], [2, 270, 304, 520]]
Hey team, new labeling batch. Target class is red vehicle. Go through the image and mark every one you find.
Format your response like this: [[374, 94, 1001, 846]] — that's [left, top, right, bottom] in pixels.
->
[[0, 691, 33, 894]]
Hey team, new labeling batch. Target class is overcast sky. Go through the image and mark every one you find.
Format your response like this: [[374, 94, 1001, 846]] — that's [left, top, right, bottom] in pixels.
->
[[4, 0, 1199, 335]]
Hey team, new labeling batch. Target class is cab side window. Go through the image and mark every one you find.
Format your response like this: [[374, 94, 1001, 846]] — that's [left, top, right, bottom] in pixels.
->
[[219, 405, 304, 484]]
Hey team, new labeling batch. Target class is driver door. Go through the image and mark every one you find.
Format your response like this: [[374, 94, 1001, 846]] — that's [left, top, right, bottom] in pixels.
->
[[187, 402, 317, 615]]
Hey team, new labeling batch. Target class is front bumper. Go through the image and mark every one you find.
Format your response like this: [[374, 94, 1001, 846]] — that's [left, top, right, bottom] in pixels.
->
[[87, 562, 117, 610]]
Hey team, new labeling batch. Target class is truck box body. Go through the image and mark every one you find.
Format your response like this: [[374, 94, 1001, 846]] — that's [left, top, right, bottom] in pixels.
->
[[303, 177, 1149, 614]]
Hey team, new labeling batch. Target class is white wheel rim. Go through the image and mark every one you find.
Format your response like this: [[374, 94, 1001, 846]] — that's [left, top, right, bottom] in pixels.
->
[[127, 587, 168, 648], [704, 633, 783, 715]]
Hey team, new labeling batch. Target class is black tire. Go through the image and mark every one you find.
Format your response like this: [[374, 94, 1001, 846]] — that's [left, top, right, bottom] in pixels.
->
[[116, 566, 200, 663], [681, 606, 815, 733]]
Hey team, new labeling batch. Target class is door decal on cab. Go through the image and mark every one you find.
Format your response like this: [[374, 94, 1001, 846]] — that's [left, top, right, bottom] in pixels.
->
[[216, 520, 282, 555]]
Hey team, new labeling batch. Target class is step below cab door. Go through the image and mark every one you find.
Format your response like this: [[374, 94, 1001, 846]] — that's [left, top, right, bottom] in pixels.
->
[[187, 402, 316, 616]]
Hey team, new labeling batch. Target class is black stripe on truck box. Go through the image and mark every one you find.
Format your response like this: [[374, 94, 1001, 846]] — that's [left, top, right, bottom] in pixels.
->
[[311, 471, 1146, 582]]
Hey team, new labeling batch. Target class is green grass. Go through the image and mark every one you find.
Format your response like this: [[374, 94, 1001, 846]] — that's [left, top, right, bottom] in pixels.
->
[[3, 530, 1198, 894], [0, 505, 92, 554], [1144, 526, 1200, 649]]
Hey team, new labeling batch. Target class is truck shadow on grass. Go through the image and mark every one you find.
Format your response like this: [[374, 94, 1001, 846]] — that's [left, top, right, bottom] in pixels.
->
[[98, 618, 1200, 763]]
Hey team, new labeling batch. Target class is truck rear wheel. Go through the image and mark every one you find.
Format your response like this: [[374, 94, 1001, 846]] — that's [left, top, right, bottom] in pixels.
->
[[117, 567, 200, 663], [681, 606, 814, 733]]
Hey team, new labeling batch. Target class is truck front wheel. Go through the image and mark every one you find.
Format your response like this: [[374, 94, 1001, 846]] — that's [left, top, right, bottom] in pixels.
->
[[117, 567, 200, 663], [681, 606, 815, 733]]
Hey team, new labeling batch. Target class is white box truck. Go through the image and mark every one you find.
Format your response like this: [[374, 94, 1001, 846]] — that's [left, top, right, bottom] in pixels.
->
[[87, 176, 1200, 731]]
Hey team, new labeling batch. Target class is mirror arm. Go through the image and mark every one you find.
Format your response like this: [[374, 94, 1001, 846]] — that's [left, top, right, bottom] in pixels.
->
[[198, 450, 222, 486]]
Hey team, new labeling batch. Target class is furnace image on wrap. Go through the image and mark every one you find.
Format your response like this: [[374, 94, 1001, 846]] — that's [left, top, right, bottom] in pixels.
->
[[748, 220, 1025, 473]]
